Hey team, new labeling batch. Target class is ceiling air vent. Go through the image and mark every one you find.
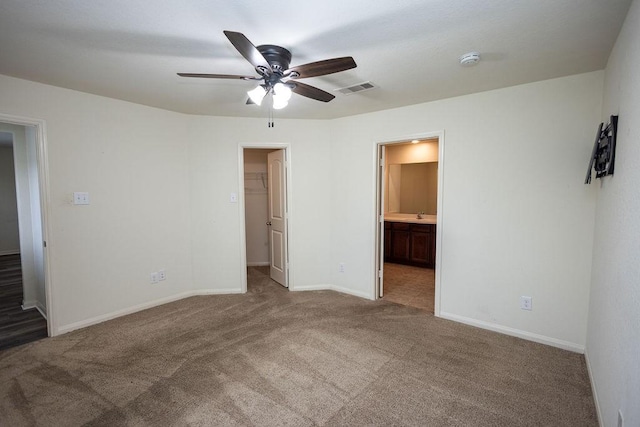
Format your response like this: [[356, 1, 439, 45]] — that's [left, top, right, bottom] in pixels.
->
[[336, 81, 376, 95]]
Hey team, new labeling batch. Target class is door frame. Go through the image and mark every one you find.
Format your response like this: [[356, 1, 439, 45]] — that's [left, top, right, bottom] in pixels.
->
[[375, 130, 445, 316], [238, 143, 292, 293], [0, 113, 54, 335]]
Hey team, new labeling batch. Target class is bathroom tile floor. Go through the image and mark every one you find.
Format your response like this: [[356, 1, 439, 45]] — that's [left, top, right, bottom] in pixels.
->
[[382, 262, 435, 313]]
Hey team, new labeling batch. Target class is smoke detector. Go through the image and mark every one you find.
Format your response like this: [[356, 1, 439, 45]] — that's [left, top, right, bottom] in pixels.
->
[[459, 52, 480, 66]]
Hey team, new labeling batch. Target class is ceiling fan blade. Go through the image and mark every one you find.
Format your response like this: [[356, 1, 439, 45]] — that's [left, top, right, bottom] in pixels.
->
[[177, 73, 257, 80], [290, 81, 335, 102], [223, 30, 272, 74], [286, 57, 356, 79]]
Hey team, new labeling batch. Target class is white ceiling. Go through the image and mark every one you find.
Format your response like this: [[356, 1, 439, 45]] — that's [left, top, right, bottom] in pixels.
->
[[0, 0, 632, 120]]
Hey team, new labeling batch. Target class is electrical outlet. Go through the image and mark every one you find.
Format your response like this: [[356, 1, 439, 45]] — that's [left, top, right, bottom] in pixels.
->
[[339, 263, 345, 273], [150, 272, 159, 284], [520, 296, 532, 310], [73, 192, 90, 205], [618, 410, 624, 427], [158, 270, 166, 281]]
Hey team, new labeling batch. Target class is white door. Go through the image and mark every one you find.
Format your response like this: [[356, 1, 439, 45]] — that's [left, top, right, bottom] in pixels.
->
[[267, 149, 288, 287], [377, 145, 386, 297]]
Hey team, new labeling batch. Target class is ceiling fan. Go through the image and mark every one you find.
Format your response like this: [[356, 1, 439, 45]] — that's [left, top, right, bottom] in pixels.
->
[[178, 31, 357, 110]]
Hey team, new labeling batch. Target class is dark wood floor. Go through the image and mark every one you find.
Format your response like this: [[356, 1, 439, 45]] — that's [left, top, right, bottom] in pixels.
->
[[0, 254, 47, 351]]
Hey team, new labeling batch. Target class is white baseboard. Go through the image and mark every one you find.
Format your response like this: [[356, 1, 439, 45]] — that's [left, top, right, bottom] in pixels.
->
[[291, 284, 332, 292], [247, 262, 270, 267], [439, 311, 585, 353], [584, 349, 603, 426], [22, 300, 48, 319], [0, 249, 20, 256], [292, 284, 374, 300], [55, 287, 244, 336], [57, 284, 371, 336], [192, 288, 244, 295], [329, 285, 374, 300]]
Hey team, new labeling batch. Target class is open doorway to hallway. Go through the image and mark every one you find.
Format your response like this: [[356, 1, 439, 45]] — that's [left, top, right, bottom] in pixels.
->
[[376, 136, 443, 314], [0, 123, 48, 349]]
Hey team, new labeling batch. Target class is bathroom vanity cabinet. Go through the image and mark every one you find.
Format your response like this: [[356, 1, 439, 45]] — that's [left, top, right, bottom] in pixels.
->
[[384, 221, 436, 268]]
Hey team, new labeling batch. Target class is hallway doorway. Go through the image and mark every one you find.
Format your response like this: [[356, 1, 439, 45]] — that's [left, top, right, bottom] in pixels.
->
[[0, 121, 49, 348]]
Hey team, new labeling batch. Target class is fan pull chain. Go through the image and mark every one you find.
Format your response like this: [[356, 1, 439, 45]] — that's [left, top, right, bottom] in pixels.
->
[[268, 101, 274, 127]]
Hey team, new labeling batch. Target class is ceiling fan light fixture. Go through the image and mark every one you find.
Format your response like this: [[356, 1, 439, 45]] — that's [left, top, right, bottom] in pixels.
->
[[247, 85, 267, 106], [273, 83, 292, 102], [272, 97, 288, 110]]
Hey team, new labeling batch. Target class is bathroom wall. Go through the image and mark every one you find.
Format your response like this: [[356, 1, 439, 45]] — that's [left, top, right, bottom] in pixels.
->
[[385, 141, 439, 214], [399, 162, 438, 214]]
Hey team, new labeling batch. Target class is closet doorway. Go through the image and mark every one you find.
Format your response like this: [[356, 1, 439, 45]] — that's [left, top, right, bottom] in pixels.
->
[[240, 145, 290, 292]]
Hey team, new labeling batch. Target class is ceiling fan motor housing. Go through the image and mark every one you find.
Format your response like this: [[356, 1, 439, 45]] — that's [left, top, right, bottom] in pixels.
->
[[257, 45, 292, 74]]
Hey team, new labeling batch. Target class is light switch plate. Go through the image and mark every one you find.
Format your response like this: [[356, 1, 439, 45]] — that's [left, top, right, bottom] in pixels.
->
[[73, 192, 90, 205], [230, 192, 237, 203]]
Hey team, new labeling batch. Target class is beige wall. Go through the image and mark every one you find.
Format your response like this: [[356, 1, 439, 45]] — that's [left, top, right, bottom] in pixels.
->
[[0, 69, 605, 355], [331, 71, 602, 351], [587, 0, 640, 425], [0, 75, 193, 332], [187, 115, 333, 295]]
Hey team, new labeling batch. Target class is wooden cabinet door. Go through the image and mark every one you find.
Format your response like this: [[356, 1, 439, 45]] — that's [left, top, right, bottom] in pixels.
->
[[384, 222, 391, 259], [385, 222, 436, 268], [427, 225, 436, 267], [390, 222, 410, 261], [410, 230, 429, 264]]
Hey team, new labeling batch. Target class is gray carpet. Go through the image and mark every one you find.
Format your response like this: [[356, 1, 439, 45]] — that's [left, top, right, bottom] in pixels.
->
[[0, 266, 597, 426]]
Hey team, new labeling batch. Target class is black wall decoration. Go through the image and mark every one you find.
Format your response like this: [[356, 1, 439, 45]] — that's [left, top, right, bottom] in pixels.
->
[[585, 115, 618, 184]]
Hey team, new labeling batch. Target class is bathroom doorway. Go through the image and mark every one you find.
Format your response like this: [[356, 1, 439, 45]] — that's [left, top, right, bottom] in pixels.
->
[[375, 133, 444, 315]]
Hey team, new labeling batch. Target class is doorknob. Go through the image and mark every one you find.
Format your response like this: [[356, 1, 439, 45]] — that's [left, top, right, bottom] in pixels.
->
[[266, 221, 272, 226]]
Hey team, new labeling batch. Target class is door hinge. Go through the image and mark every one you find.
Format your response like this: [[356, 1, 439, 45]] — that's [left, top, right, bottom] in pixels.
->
[[379, 215, 384, 223], [378, 269, 383, 278], [43, 241, 47, 248], [379, 158, 384, 167]]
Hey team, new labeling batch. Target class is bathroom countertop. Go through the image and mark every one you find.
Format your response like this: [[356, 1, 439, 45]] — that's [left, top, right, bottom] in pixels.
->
[[384, 214, 437, 224]]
